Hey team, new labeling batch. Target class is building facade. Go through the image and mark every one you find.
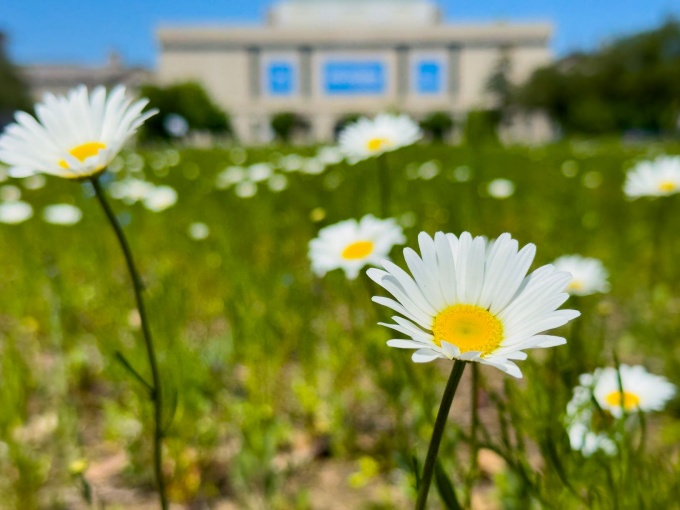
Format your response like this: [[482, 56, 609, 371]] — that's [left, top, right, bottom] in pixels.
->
[[157, 0, 553, 143], [22, 52, 151, 101]]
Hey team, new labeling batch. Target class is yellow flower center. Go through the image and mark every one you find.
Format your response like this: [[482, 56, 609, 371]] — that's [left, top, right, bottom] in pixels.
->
[[341, 240, 374, 260], [658, 181, 677, 192], [366, 137, 390, 152], [567, 280, 584, 292], [605, 390, 640, 411], [59, 142, 107, 172], [432, 304, 504, 355]]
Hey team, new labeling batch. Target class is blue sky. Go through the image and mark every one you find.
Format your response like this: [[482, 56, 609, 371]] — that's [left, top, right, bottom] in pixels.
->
[[1, 0, 678, 68]]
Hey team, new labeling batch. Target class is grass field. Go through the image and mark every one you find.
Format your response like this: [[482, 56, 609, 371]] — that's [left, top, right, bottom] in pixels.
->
[[1, 140, 679, 509]]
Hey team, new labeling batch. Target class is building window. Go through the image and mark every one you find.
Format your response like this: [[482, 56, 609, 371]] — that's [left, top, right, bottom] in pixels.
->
[[267, 61, 296, 96], [410, 52, 448, 97], [323, 61, 386, 95]]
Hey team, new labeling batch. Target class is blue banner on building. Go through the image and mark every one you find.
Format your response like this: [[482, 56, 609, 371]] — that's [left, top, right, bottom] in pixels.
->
[[416, 61, 442, 94], [323, 61, 386, 95], [268, 62, 295, 96]]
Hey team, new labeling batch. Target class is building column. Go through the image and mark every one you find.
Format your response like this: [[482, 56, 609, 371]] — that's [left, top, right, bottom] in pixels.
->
[[448, 44, 461, 99]]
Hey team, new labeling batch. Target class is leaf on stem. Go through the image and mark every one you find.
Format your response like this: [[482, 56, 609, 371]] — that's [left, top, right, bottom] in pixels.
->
[[114, 351, 153, 396], [435, 460, 463, 510]]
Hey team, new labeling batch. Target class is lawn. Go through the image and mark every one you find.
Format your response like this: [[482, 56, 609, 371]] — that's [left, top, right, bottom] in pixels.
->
[[0, 140, 679, 509]]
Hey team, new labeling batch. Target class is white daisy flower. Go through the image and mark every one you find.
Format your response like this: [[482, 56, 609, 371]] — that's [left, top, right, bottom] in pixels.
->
[[235, 180, 257, 198], [368, 232, 580, 378], [143, 185, 177, 212], [624, 156, 680, 198], [564, 378, 617, 457], [553, 255, 610, 296], [338, 114, 422, 164], [0, 185, 21, 201], [316, 146, 344, 166], [0, 201, 33, 224], [43, 204, 83, 225], [309, 215, 406, 280], [592, 365, 676, 418], [248, 163, 274, 183], [487, 179, 515, 199], [566, 421, 617, 457], [109, 178, 155, 204], [0, 85, 156, 179], [187, 222, 210, 240]]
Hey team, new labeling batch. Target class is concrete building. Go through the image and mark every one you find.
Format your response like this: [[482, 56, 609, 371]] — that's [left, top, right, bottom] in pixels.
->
[[22, 52, 151, 101], [157, 0, 553, 143]]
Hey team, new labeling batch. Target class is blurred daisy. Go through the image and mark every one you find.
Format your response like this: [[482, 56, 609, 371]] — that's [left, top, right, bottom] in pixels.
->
[[248, 163, 273, 183], [564, 374, 617, 456], [0, 185, 21, 201], [316, 146, 344, 166], [188, 222, 210, 240], [553, 255, 610, 296], [624, 156, 680, 198], [566, 421, 617, 457], [109, 178, 155, 204], [43, 204, 82, 225], [592, 365, 676, 418], [0, 201, 33, 224], [487, 179, 515, 199], [216, 166, 247, 189], [368, 232, 579, 378], [22, 175, 46, 190], [0, 85, 156, 179], [268, 174, 288, 192], [143, 185, 177, 212], [338, 114, 422, 164], [309, 215, 405, 279], [235, 181, 257, 198]]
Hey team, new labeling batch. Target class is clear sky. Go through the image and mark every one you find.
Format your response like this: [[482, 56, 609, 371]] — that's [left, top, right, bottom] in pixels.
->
[[0, 0, 678, 68]]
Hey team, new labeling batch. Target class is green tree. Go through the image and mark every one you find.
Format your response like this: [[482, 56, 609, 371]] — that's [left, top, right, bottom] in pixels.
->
[[270, 112, 307, 143], [138, 82, 232, 142], [420, 112, 454, 142], [514, 20, 680, 135], [0, 35, 32, 123]]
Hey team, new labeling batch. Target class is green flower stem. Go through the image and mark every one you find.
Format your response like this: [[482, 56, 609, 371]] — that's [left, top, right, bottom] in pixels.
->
[[376, 153, 391, 217], [91, 176, 168, 510], [415, 360, 467, 510]]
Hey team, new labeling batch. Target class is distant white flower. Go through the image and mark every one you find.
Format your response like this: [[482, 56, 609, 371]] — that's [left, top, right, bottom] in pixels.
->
[[0, 185, 21, 202], [309, 215, 405, 280], [163, 113, 189, 138], [0, 85, 156, 179], [369, 232, 580, 377], [280, 154, 304, 172], [22, 175, 46, 190], [487, 179, 515, 199], [566, 421, 617, 457], [418, 161, 440, 180], [248, 163, 273, 182], [553, 255, 610, 296], [316, 146, 344, 166], [188, 222, 210, 240], [268, 174, 288, 192], [109, 178, 155, 204], [302, 158, 326, 175], [565, 365, 676, 456], [592, 365, 676, 418], [43, 204, 82, 225], [624, 156, 680, 198], [216, 166, 247, 189], [0, 201, 33, 224], [338, 114, 422, 164], [235, 181, 257, 198], [143, 185, 177, 212]]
